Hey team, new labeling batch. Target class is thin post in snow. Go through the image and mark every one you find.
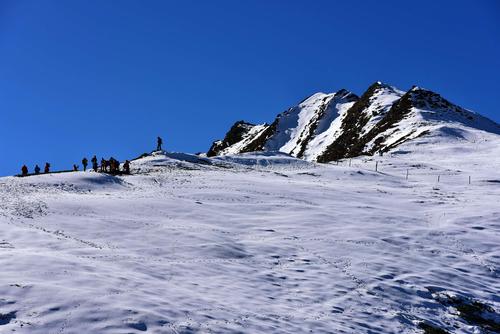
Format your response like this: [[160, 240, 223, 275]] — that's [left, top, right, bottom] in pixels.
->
[[349, 159, 351, 167], [469, 175, 471, 185], [375, 161, 378, 172], [437, 175, 440, 183], [406, 169, 409, 180]]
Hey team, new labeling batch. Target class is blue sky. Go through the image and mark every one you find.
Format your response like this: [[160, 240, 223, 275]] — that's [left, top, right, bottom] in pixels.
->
[[1, 0, 499, 176]]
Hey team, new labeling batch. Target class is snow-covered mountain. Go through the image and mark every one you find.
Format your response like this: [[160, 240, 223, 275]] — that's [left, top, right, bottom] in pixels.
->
[[207, 82, 500, 161]]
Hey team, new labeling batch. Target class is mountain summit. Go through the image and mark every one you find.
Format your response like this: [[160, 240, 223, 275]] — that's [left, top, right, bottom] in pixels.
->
[[207, 82, 500, 161]]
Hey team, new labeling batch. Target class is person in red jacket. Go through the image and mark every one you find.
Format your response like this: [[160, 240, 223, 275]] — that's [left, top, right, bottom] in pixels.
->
[[44, 162, 50, 173]]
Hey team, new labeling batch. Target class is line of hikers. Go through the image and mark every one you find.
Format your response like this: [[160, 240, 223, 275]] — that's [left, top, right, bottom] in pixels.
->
[[21, 162, 50, 176], [81, 156, 131, 174], [20, 136, 163, 177], [21, 157, 130, 176], [76, 156, 131, 174]]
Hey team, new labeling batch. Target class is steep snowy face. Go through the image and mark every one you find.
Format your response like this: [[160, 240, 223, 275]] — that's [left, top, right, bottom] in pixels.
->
[[207, 121, 268, 157], [359, 82, 405, 135], [362, 87, 500, 155], [208, 82, 500, 162], [207, 90, 359, 159], [264, 89, 358, 158], [317, 82, 404, 162]]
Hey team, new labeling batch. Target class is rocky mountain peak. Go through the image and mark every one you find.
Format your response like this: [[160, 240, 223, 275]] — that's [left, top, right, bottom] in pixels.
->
[[208, 83, 500, 162]]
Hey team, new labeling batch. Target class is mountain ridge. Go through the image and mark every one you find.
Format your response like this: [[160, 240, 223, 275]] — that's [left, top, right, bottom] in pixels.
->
[[207, 82, 500, 162]]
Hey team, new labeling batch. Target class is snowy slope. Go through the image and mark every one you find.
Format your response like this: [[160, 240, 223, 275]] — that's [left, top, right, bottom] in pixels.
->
[[208, 82, 500, 163], [1, 133, 500, 333]]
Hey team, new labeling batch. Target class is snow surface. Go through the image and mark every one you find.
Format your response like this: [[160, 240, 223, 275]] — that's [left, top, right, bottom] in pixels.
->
[[1, 132, 499, 333]]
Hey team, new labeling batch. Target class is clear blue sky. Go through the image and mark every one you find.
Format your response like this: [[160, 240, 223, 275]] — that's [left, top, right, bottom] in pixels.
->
[[1, 0, 499, 176]]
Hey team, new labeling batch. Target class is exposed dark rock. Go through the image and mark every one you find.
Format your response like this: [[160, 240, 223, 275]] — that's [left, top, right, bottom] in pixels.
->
[[434, 293, 500, 332], [317, 82, 386, 162], [418, 322, 450, 334], [240, 121, 276, 153], [0, 311, 16, 326], [207, 121, 257, 157], [296, 90, 358, 158]]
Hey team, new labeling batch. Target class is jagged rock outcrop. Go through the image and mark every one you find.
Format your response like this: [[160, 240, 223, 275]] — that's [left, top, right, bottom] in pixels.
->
[[208, 82, 500, 162]]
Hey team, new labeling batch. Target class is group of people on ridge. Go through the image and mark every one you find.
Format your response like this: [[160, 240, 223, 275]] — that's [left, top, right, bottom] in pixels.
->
[[21, 162, 50, 176], [79, 156, 131, 175], [20, 136, 163, 177], [21, 156, 131, 176]]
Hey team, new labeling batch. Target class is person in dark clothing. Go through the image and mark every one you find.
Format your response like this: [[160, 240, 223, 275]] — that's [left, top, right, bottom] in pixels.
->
[[34, 165, 41, 174], [100, 158, 107, 172], [123, 160, 130, 174], [44, 163, 50, 173], [157, 136, 163, 151], [21, 165, 28, 176], [73, 164, 79, 171], [109, 157, 118, 174], [82, 157, 88, 171], [91, 155, 98, 172]]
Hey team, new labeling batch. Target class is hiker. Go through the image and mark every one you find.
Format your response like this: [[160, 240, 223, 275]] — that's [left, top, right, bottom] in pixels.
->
[[82, 157, 88, 171], [73, 164, 79, 171], [21, 165, 28, 176], [123, 160, 130, 174], [34, 165, 41, 174], [90, 155, 98, 172], [109, 157, 118, 174], [44, 163, 50, 173], [157, 136, 163, 151], [100, 158, 107, 172]]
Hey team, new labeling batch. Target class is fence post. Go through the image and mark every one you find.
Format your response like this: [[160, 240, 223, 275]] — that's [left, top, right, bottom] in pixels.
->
[[437, 175, 440, 183], [375, 161, 378, 172], [406, 169, 409, 180], [469, 176, 471, 185]]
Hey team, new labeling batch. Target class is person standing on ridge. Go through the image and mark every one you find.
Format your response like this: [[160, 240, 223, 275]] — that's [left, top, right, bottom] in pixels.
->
[[91, 155, 98, 172], [157, 136, 163, 151], [34, 165, 40, 174], [101, 158, 107, 172], [82, 157, 88, 171], [21, 165, 28, 176], [44, 162, 50, 173], [123, 160, 130, 174]]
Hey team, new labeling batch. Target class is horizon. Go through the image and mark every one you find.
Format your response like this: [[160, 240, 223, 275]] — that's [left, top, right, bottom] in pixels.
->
[[1, 0, 500, 176]]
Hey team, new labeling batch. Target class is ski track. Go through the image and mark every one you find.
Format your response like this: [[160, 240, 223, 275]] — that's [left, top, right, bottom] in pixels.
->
[[0, 138, 499, 333]]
